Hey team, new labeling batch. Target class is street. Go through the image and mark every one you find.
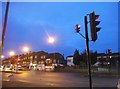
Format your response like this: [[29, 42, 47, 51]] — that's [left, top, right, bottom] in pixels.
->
[[2, 70, 118, 87]]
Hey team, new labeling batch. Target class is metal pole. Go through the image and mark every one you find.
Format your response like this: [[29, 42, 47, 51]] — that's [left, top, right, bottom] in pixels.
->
[[16, 52, 20, 73], [0, 0, 9, 66], [84, 16, 92, 89], [2, 0, 10, 51]]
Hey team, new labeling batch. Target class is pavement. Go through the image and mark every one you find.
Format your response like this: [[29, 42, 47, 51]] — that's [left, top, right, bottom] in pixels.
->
[[2, 70, 119, 88], [2, 81, 37, 87], [1, 67, 120, 88]]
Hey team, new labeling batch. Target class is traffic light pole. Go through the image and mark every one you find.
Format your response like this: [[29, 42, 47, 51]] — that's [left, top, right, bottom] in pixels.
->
[[84, 16, 92, 89]]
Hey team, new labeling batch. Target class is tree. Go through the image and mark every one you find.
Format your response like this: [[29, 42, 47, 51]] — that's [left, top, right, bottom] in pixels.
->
[[90, 51, 97, 65], [80, 50, 97, 66], [73, 49, 80, 66], [80, 50, 88, 67]]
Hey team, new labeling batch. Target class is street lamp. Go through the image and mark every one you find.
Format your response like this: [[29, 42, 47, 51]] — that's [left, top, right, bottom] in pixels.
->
[[23, 46, 29, 53], [9, 51, 15, 56], [9, 51, 16, 72], [0, 55, 4, 65], [22, 46, 30, 69], [1, 55, 4, 59], [48, 36, 55, 44], [48, 36, 56, 69]]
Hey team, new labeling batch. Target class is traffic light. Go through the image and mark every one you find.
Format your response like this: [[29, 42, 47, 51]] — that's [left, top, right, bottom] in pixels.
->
[[17, 58, 20, 62], [89, 12, 101, 42], [75, 24, 80, 33], [108, 49, 112, 54]]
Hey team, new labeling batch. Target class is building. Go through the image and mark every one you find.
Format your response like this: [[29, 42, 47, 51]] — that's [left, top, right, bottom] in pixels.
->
[[97, 52, 120, 67], [46, 53, 64, 64], [2, 51, 65, 71], [66, 56, 74, 66]]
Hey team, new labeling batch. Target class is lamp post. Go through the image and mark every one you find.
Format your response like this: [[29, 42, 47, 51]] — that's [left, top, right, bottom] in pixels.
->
[[9, 51, 15, 72], [48, 36, 55, 67], [23, 46, 30, 69], [1, 55, 4, 59], [48, 36, 55, 60], [1, 55, 4, 66]]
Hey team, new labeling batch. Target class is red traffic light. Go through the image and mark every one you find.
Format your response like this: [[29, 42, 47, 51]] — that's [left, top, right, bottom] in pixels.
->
[[17, 58, 20, 61], [95, 15, 99, 20]]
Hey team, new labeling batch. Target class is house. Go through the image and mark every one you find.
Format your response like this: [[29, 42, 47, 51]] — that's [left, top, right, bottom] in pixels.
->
[[97, 52, 120, 67], [45, 53, 65, 65], [2, 51, 66, 70], [66, 56, 74, 66]]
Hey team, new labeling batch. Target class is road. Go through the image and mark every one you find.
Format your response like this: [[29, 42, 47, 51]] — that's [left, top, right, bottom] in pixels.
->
[[2, 70, 119, 87]]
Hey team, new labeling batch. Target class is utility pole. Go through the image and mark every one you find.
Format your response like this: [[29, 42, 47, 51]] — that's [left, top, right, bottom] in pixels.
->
[[0, 0, 10, 65], [84, 16, 92, 89], [2, 1, 9, 51]]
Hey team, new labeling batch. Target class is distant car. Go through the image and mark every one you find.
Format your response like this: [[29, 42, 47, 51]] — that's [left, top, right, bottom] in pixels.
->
[[18, 67, 24, 70], [117, 79, 120, 89], [36, 64, 45, 71], [5, 67, 11, 71], [0, 66, 3, 71], [14, 66, 24, 70], [45, 63, 54, 71]]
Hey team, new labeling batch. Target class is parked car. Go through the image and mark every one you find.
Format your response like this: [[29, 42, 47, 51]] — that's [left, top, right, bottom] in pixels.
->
[[5, 67, 11, 71], [14, 65, 25, 70], [18, 66, 24, 70], [0, 66, 3, 71]]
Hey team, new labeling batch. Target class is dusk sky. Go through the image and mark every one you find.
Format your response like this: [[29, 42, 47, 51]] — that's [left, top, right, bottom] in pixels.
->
[[1, 2, 118, 58]]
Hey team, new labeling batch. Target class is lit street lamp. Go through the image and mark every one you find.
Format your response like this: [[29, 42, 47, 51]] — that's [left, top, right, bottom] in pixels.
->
[[48, 36, 55, 44], [0, 55, 4, 65], [17, 46, 30, 71], [1, 55, 4, 59], [9, 51, 15, 56], [9, 51, 16, 72], [22, 46, 30, 69], [23, 46, 29, 53], [48, 36, 56, 67], [9, 50, 19, 73]]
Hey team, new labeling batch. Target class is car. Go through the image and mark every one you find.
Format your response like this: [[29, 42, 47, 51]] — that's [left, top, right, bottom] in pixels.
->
[[14, 65, 25, 71], [5, 67, 11, 71], [0, 66, 3, 71], [18, 67, 24, 70]]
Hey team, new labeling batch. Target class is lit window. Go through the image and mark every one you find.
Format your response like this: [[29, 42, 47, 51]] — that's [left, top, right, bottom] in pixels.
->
[[44, 56, 46, 58], [41, 56, 43, 59], [35, 56, 37, 58], [30, 56, 33, 59]]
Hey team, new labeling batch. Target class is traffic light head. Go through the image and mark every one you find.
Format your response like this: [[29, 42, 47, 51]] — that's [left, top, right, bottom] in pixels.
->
[[89, 12, 101, 42], [108, 49, 112, 54], [75, 24, 80, 33], [17, 58, 20, 62]]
